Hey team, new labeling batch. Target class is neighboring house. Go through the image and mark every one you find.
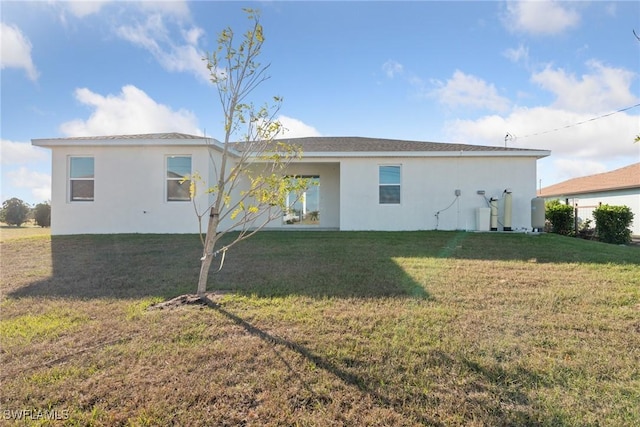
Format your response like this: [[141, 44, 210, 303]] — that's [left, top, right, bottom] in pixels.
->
[[539, 162, 640, 236], [32, 133, 550, 235]]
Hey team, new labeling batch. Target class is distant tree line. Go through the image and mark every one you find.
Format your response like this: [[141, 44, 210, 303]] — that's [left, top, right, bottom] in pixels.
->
[[0, 198, 50, 227]]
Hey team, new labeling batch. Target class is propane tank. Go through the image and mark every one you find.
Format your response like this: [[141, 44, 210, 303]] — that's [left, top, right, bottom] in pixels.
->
[[531, 197, 545, 232], [490, 197, 498, 231], [503, 189, 513, 231]]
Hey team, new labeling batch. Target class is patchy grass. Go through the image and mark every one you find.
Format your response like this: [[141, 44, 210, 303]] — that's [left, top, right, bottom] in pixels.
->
[[0, 223, 50, 242], [1, 231, 639, 426], [0, 308, 88, 346]]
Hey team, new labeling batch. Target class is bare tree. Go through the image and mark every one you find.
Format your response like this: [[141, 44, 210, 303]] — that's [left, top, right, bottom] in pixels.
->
[[191, 9, 308, 295], [635, 30, 640, 143]]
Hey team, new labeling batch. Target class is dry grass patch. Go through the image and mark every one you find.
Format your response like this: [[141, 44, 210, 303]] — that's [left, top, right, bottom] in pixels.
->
[[1, 231, 638, 425], [0, 223, 50, 242]]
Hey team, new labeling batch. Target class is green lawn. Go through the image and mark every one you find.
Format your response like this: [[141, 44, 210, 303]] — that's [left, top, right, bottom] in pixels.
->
[[1, 231, 639, 426]]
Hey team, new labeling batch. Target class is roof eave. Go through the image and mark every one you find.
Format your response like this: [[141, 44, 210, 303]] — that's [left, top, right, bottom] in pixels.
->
[[31, 136, 228, 149], [298, 150, 551, 159]]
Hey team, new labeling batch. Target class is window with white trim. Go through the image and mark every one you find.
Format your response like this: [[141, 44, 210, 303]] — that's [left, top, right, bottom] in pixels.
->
[[379, 165, 400, 204], [69, 157, 94, 202], [166, 156, 192, 201]]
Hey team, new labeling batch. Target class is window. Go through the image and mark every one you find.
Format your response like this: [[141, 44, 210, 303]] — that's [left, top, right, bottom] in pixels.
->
[[70, 157, 94, 201], [379, 165, 400, 204], [283, 176, 320, 225], [166, 156, 191, 201]]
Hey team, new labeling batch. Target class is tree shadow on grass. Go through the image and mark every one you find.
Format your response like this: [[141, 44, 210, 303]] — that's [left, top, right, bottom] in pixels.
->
[[6, 230, 637, 301], [6, 232, 432, 301], [199, 295, 444, 426], [5, 234, 202, 300], [5, 231, 615, 424], [198, 295, 554, 426]]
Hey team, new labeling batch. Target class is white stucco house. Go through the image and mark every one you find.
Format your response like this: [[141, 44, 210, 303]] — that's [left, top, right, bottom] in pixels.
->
[[32, 133, 550, 235], [539, 162, 640, 237]]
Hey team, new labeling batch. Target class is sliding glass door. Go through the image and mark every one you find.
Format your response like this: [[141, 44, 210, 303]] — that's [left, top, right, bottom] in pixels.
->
[[283, 176, 320, 225]]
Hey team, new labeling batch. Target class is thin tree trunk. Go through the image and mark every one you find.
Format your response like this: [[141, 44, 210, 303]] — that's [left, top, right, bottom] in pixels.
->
[[197, 208, 220, 295]]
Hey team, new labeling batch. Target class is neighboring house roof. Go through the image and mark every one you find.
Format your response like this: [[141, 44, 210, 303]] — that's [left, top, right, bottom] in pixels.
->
[[539, 162, 640, 197], [32, 133, 550, 158]]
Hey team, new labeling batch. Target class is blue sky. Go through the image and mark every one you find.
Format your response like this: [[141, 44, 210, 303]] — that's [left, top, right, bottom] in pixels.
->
[[2, 0, 639, 205]]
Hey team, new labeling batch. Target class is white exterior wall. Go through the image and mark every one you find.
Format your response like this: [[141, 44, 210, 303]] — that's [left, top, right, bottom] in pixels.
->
[[339, 156, 538, 231], [50, 145, 215, 235], [562, 189, 640, 236], [46, 142, 543, 234]]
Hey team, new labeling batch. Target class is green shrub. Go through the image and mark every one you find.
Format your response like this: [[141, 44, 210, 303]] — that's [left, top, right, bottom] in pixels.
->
[[545, 200, 574, 236], [33, 202, 51, 227], [593, 204, 634, 244]]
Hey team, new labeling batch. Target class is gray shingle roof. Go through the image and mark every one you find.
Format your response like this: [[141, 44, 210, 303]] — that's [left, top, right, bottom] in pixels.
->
[[32, 133, 548, 157], [272, 136, 543, 153], [33, 132, 204, 141]]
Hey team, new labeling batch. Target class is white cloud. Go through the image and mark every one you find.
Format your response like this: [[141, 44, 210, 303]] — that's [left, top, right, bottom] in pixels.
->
[[382, 60, 404, 79], [182, 26, 204, 45], [276, 116, 321, 138], [116, 13, 209, 82], [531, 60, 638, 113], [5, 167, 51, 202], [552, 158, 608, 181], [139, 1, 191, 19], [0, 22, 39, 81], [383, 63, 511, 114], [604, 3, 617, 17], [503, 44, 529, 65], [60, 85, 201, 136], [56, 0, 189, 19], [502, 0, 580, 35], [441, 57, 640, 186], [1, 140, 49, 165], [444, 105, 640, 186], [51, 1, 203, 80], [64, 0, 111, 18], [115, 14, 164, 50], [431, 70, 511, 112], [446, 106, 639, 158]]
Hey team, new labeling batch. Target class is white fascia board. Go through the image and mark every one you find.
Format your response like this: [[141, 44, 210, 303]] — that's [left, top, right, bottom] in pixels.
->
[[30, 137, 240, 156], [32, 137, 220, 147], [297, 150, 551, 159]]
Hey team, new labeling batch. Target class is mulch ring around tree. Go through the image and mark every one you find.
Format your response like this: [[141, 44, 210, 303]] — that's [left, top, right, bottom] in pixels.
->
[[148, 291, 232, 310]]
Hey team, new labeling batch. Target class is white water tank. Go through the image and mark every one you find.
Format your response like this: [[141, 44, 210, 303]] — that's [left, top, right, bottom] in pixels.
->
[[490, 198, 499, 231], [476, 208, 491, 231], [503, 189, 513, 231], [531, 197, 545, 231]]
